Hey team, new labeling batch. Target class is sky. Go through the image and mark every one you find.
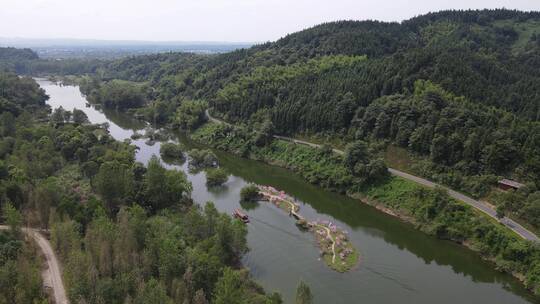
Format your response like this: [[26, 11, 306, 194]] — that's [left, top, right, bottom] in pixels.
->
[[0, 0, 539, 42]]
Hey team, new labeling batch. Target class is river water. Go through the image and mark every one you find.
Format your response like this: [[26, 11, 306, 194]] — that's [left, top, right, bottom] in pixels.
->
[[37, 79, 539, 304]]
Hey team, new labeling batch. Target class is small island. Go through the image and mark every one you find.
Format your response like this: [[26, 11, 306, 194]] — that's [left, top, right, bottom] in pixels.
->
[[256, 184, 359, 272], [311, 220, 358, 272]]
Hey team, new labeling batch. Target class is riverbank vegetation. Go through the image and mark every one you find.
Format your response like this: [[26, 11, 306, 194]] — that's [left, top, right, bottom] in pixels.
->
[[192, 121, 540, 294], [160, 142, 185, 163], [0, 74, 282, 303], [205, 168, 229, 187], [240, 185, 261, 202], [79, 78, 149, 110], [188, 149, 219, 170]]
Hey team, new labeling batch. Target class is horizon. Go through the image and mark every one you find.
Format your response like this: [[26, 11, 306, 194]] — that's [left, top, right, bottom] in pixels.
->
[[1, 1, 538, 42]]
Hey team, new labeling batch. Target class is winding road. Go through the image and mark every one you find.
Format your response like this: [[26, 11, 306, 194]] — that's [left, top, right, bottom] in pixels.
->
[[0, 225, 69, 304], [205, 110, 539, 242]]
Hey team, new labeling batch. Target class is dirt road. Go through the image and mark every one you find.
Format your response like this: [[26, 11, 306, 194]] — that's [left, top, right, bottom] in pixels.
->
[[0, 225, 69, 304]]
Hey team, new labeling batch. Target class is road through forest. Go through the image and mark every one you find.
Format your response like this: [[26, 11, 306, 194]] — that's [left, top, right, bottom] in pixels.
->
[[205, 110, 539, 242], [0, 225, 68, 304]]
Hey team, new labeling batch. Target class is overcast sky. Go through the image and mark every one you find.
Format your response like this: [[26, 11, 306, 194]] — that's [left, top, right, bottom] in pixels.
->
[[0, 0, 538, 42]]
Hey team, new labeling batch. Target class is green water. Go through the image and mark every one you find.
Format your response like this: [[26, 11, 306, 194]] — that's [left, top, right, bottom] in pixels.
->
[[38, 79, 539, 304]]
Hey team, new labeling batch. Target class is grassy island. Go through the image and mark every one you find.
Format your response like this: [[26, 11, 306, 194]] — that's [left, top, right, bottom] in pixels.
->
[[312, 220, 359, 272], [257, 184, 359, 272]]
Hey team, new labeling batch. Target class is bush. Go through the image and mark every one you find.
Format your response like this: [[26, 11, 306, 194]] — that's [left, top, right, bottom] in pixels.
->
[[160, 143, 184, 159], [188, 149, 218, 169], [205, 168, 228, 186], [240, 185, 260, 202]]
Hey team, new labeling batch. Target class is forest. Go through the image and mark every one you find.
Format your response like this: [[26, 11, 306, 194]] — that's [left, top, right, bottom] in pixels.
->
[[1, 8, 540, 300], [0, 73, 283, 303]]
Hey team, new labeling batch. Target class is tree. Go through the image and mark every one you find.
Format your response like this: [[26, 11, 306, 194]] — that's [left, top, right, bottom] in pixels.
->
[[143, 155, 191, 212], [0, 112, 16, 137], [94, 160, 134, 212], [254, 119, 275, 146], [72, 108, 89, 125], [134, 279, 173, 304], [50, 106, 66, 126], [188, 149, 219, 169], [205, 168, 228, 187], [213, 268, 245, 304], [174, 100, 207, 130], [2, 201, 22, 233], [160, 143, 184, 160], [295, 280, 313, 304], [193, 289, 209, 304], [496, 204, 506, 220], [343, 141, 368, 172]]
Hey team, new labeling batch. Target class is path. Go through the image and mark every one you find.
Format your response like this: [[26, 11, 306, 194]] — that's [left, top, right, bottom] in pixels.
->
[[0, 225, 69, 304], [258, 188, 338, 263], [205, 110, 539, 242], [261, 192, 304, 220], [317, 224, 337, 264]]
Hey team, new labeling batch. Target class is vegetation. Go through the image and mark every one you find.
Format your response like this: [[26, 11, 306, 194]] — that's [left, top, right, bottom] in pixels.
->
[[0, 74, 280, 303], [3, 7, 540, 298], [0, 205, 47, 304], [240, 185, 261, 202], [174, 100, 208, 130], [188, 149, 219, 169], [295, 281, 313, 304], [193, 123, 386, 192], [205, 168, 229, 187], [26, 12, 538, 231], [160, 142, 185, 161], [192, 121, 540, 295], [79, 78, 149, 110]]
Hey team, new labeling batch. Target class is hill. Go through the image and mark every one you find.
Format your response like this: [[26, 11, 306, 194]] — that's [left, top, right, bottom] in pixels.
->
[[5, 9, 540, 231]]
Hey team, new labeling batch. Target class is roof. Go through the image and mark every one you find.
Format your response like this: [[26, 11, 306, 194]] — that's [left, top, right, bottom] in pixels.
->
[[498, 179, 525, 189]]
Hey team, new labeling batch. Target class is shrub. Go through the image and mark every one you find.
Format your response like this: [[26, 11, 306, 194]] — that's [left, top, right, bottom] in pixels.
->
[[205, 168, 229, 186], [188, 149, 218, 169], [160, 143, 184, 159], [240, 185, 260, 202]]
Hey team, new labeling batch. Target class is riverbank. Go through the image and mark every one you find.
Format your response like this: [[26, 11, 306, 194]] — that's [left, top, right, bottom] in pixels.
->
[[192, 122, 540, 296]]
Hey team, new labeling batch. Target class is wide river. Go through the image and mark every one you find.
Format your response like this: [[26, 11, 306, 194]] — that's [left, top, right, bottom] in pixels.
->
[[37, 79, 539, 304]]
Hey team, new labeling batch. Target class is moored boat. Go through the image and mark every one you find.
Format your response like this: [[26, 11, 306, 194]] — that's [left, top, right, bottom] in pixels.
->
[[233, 209, 249, 223]]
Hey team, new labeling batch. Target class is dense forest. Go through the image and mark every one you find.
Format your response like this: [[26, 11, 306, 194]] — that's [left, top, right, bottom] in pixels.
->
[[4, 9, 536, 233], [0, 73, 283, 303]]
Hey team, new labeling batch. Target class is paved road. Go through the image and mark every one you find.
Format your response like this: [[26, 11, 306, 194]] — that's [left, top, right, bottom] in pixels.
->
[[0, 225, 69, 304], [205, 110, 539, 242]]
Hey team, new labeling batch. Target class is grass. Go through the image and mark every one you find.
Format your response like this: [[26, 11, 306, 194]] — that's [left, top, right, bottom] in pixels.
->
[[362, 176, 419, 209]]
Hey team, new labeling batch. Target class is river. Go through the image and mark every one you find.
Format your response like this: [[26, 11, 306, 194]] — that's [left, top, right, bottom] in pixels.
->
[[37, 79, 539, 304]]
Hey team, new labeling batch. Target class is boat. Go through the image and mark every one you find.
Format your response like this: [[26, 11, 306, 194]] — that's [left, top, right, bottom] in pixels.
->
[[233, 209, 249, 223]]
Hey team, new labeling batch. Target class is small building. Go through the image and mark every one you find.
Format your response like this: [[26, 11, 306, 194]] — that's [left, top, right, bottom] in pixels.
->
[[498, 179, 525, 191]]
